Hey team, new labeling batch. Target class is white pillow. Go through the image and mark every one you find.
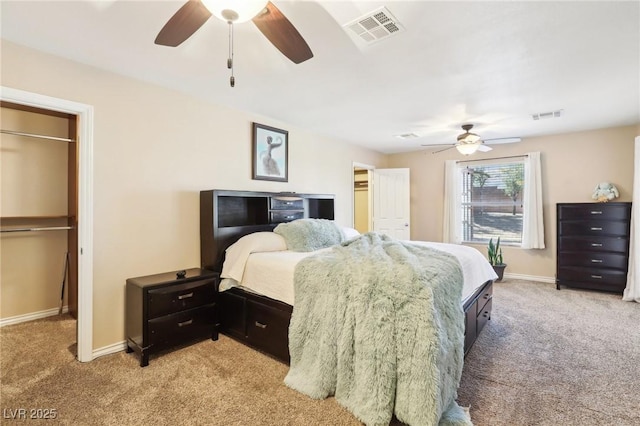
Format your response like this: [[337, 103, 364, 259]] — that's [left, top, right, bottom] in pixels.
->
[[342, 227, 361, 239], [221, 232, 287, 282]]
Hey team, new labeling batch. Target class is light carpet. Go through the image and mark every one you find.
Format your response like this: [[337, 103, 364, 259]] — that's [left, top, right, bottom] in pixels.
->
[[1, 279, 639, 425]]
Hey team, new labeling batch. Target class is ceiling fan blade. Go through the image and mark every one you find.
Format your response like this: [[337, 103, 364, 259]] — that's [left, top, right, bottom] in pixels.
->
[[155, 0, 212, 47], [477, 144, 493, 152], [431, 145, 456, 154], [483, 137, 522, 145], [252, 2, 313, 64]]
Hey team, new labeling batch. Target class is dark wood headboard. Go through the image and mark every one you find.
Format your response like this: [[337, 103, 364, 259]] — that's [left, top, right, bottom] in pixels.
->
[[200, 190, 335, 272]]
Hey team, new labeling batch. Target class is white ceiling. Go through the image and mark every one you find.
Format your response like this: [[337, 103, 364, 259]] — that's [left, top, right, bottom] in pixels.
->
[[1, 0, 638, 154]]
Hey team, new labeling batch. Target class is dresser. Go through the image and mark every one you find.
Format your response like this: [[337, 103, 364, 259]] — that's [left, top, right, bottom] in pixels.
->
[[126, 268, 219, 366], [556, 202, 632, 293]]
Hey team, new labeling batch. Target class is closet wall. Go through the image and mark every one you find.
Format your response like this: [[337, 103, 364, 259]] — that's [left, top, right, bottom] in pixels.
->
[[353, 169, 370, 233], [1, 103, 77, 321]]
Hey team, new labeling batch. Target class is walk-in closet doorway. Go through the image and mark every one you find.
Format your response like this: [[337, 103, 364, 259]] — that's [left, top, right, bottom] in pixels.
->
[[1, 87, 94, 362]]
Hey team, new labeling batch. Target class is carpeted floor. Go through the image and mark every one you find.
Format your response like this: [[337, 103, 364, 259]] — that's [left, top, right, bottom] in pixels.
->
[[1, 280, 638, 425], [457, 279, 640, 426]]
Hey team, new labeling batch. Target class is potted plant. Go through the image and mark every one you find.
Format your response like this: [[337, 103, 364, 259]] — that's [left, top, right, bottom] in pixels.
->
[[488, 237, 507, 282]]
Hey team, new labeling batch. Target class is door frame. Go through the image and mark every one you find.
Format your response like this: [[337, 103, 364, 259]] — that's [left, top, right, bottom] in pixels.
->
[[352, 162, 374, 230], [1, 86, 94, 362]]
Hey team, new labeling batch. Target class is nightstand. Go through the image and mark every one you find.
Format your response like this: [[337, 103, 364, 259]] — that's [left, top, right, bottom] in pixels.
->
[[125, 268, 219, 367]]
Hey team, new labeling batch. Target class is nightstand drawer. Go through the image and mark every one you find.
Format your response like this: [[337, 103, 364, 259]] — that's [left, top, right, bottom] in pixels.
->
[[246, 300, 290, 361], [149, 304, 216, 346], [148, 279, 216, 318]]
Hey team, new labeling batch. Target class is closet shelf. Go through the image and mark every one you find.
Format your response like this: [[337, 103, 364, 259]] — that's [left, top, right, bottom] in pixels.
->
[[1, 226, 74, 233], [0, 129, 74, 143], [1, 215, 74, 220]]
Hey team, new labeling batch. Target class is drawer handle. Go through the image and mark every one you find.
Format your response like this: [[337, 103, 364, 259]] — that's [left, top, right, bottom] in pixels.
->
[[484, 294, 493, 300], [483, 311, 490, 318], [255, 321, 267, 329], [178, 319, 193, 327], [591, 275, 602, 279], [590, 211, 603, 215], [285, 216, 294, 219], [178, 292, 194, 300], [591, 243, 603, 247], [590, 227, 603, 231], [591, 259, 603, 263]]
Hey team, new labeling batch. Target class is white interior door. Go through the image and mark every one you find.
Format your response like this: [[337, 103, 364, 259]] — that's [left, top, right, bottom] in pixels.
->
[[372, 168, 410, 239]]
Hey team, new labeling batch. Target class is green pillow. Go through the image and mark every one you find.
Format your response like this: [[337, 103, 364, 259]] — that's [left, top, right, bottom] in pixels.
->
[[274, 219, 344, 252]]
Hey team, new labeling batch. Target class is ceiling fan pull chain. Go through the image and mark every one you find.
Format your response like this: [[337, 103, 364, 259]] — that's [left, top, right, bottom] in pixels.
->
[[228, 21, 235, 87]]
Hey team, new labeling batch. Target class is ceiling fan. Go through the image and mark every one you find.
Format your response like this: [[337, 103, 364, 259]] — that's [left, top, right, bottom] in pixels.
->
[[155, 0, 313, 86], [423, 124, 521, 155]]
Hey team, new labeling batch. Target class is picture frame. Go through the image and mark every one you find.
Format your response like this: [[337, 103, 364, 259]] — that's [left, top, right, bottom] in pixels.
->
[[252, 122, 288, 182]]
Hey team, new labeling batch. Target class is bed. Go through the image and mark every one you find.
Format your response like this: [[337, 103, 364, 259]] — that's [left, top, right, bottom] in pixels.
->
[[200, 189, 495, 425]]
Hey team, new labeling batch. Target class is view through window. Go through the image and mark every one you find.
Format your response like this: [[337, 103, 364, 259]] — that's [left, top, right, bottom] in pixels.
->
[[460, 161, 525, 244]]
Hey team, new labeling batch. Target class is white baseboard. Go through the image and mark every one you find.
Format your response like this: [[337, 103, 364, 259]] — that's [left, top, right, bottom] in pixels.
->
[[92, 340, 127, 360], [0, 306, 69, 328], [503, 272, 556, 284]]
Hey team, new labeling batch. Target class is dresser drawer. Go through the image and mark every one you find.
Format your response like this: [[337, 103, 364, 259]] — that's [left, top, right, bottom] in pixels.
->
[[246, 300, 290, 361], [464, 307, 477, 355], [558, 221, 629, 237], [558, 204, 631, 221], [270, 196, 303, 210], [218, 290, 247, 339], [476, 297, 492, 334], [148, 279, 216, 318], [558, 236, 629, 254], [270, 210, 303, 223], [557, 267, 628, 286], [476, 284, 493, 317], [148, 304, 216, 346], [558, 252, 628, 269]]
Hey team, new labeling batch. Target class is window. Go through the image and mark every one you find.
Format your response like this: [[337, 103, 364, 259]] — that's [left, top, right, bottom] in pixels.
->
[[459, 160, 525, 245]]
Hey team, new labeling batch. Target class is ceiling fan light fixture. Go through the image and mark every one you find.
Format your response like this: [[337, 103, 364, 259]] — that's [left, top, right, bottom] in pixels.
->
[[202, 0, 268, 23], [456, 142, 481, 155], [458, 133, 481, 144]]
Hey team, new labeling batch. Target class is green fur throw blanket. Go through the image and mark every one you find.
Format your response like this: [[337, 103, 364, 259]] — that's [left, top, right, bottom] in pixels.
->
[[284, 233, 471, 426]]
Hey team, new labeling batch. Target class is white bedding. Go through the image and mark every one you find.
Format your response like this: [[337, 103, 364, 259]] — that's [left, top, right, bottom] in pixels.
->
[[220, 237, 497, 306]]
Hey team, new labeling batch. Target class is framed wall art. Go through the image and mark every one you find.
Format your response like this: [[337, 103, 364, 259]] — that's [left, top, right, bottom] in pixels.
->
[[252, 122, 288, 182]]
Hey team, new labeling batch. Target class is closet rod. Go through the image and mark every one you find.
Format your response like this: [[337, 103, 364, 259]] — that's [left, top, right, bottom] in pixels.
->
[[1, 226, 74, 233], [0, 129, 74, 143]]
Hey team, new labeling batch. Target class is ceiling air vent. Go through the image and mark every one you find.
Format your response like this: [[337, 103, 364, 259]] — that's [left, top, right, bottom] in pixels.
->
[[532, 109, 564, 120], [343, 7, 405, 45], [395, 132, 419, 140]]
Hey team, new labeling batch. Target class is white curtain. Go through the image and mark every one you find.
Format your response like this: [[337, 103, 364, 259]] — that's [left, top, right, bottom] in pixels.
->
[[623, 136, 640, 303], [443, 160, 461, 243], [521, 152, 545, 249]]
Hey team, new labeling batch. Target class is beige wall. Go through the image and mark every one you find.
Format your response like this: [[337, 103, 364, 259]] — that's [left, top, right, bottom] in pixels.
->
[[388, 125, 637, 280], [1, 107, 70, 318], [1, 40, 386, 348]]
